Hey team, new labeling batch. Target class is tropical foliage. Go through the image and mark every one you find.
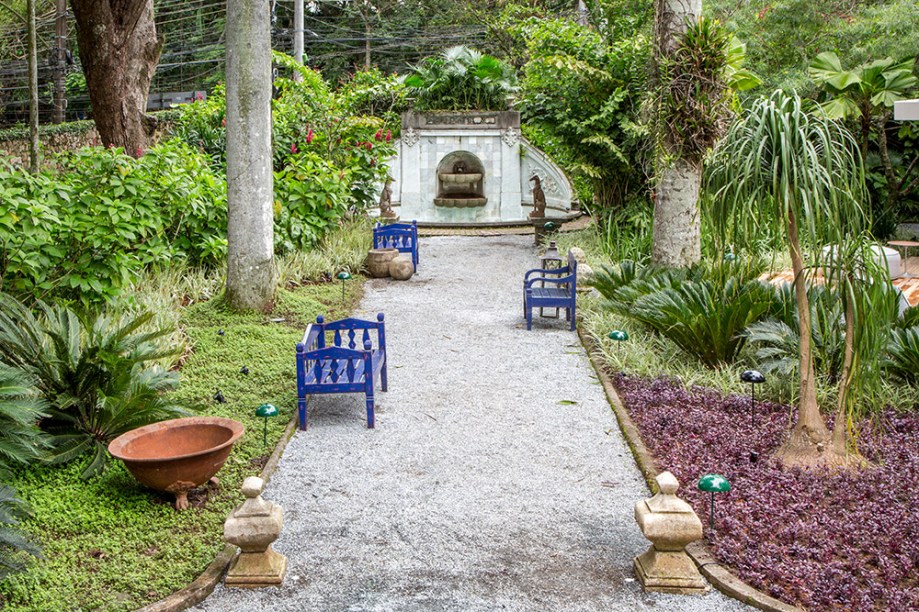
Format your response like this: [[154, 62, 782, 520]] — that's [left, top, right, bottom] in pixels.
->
[[403, 45, 518, 111], [0, 485, 40, 580]]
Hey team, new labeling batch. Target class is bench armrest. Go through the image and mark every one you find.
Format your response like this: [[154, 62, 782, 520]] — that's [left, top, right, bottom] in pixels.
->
[[524, 265, 571, 281], [525, 273, 576, 289]]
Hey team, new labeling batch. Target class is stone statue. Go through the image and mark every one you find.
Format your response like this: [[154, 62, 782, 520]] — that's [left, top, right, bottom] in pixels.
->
[[452, 160, 468, 174], [529, 175, 546, 219], [379, 176, 396, 219]]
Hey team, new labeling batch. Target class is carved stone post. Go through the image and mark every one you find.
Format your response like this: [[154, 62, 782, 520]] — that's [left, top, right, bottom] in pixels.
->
[[633, 471, 708, 593], [224, 477, 287, 587]]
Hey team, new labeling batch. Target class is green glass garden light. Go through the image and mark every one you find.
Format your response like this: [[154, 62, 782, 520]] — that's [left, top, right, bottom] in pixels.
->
[[724, 252, 738, 263], [697, 474, 731, 531], [336, 271, 351, 302], [740, 369, 766, 427], [255, 403, 279, 448], [608, 329, 630, 348], [543, 221, 559, 234]]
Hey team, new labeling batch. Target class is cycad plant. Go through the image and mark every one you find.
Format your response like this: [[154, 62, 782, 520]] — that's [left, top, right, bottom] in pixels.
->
[[708, 90, 878, 468], [0, 365, 49, 478], [0, 294, 190, 477], [404, 45, 518, 111], [0, 485, 41, 579]]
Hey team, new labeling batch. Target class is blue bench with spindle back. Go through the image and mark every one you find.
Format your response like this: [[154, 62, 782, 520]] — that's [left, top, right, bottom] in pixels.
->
[[295, 314, 387, 429], [373, 221, 419, 270], [523, 250, 577, 331]]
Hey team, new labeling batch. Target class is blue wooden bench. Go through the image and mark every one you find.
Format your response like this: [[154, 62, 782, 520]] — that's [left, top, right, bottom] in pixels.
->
[[373, 221, 419, 269], [523, 250, 577, 331], [295, 314, 387, 429]]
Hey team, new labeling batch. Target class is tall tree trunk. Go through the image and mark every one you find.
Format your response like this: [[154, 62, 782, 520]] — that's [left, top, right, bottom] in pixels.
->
[[27, 0, 39, 173], [226, 0, 276, 311], [52, 0, 67, 124], [364, 21, 371, 69], [652, 158, 701, 266], [70, 0, 162, 155], [831, 284, 856, 457], [651, 0, 702, 268], [775, 208, 839, 468], [293, 0, 304, 82]]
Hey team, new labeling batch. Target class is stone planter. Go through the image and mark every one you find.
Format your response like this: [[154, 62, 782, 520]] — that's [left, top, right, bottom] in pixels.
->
[[366, 248, 399, 278]]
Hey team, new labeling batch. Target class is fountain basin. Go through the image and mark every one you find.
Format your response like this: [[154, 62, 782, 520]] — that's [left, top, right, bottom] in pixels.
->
[[433, 194, 488, 207], [438, 172, 483, 185], [109, 416, 245, 510]]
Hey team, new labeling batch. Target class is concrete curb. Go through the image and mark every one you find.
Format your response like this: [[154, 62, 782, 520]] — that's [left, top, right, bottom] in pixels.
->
[[137, 416, 300, 612], [576, 327, 804, 612]]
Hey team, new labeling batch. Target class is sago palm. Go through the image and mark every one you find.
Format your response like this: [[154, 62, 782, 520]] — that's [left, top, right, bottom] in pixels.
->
[[707, 90, 874, 468], [0, 294, 190, 478]]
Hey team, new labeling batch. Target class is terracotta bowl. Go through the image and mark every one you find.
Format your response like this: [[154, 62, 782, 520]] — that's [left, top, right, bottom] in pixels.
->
[[109, 416, 245, 510]]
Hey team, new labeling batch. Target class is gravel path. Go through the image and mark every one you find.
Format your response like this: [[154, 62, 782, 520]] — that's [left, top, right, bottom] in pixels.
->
[[194, 235, 748, 612]]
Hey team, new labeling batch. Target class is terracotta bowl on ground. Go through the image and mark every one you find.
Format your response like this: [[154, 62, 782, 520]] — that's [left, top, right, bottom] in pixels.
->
[[109, 416, 245, 510]]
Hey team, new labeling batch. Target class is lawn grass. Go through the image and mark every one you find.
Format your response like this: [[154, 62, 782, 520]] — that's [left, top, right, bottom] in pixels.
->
[[0, 222, 371, 611]]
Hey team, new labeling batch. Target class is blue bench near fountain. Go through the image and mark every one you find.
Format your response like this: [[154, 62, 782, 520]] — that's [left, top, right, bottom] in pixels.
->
[[523, 251, 578, 331], [373, 221, 419, 270], [296, 314, 388, 429]]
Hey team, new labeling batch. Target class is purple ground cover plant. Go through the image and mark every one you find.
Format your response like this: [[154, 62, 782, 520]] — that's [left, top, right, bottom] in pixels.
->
[[615, 374, 919, 611]]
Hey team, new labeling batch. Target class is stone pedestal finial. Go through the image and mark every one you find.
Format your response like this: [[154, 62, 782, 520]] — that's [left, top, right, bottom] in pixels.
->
[[224, 476, 287, 588], [633, 471, 708, 594]]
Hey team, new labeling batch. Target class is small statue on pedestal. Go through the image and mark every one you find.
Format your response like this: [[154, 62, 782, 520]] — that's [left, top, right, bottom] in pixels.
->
[[379, 176, 397, 219], [529, 175, 546, 219]]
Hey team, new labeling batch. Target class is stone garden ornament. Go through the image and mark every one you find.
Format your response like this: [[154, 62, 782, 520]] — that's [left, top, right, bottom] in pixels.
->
[[224, 476, 287, 587]]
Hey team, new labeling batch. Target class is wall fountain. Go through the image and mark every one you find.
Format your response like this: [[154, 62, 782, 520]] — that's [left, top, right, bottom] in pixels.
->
[[385, 111, 577, 225]]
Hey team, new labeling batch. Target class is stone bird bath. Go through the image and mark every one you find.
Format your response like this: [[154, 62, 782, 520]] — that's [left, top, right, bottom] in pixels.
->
[[109, 416, 245, 510]]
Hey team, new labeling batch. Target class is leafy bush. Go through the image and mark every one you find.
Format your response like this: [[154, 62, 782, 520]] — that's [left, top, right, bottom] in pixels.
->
[[273, 153, 350, 254], [886, 326, 919, 384], [0, 295, 190, 478], [336, 67, 409, 125], [404, 45, 518, 111]]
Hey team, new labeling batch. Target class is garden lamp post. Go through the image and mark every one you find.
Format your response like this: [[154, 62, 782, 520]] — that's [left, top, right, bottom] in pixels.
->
[[609, 329, 630, 349], [337, 271, 351, 302], [255, 403, 279, 448], [724, 252, 737, 263], [740, 369, 766, 427], [697, 474, 731, 531]]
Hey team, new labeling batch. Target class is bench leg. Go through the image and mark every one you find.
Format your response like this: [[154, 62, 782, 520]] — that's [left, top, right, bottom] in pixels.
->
[[569, 300, 576, 331], [381, 358, 388, 392], [365, 392, 375, 429], [298, 396, 308, 430]]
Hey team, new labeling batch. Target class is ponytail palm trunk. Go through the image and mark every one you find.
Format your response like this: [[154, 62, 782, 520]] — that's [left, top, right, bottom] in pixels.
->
[[708, 91, 867, 469]]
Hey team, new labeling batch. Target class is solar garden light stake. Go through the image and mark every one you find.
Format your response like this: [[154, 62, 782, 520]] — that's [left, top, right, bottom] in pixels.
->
[[740, 369, 766, 427], [697, 474, 731, 531], [336, 271, 351, 302], [255, 403, 279, 448], [608, 329, 630, 349]]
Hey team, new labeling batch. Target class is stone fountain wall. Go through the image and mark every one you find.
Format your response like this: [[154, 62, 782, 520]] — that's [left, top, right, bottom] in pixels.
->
[[387, 111, 575, 224]]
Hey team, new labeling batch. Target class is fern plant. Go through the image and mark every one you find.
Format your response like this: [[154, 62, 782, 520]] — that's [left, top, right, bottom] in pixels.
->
[[0, 294, 191, 478], [0, 365, 49, 478]]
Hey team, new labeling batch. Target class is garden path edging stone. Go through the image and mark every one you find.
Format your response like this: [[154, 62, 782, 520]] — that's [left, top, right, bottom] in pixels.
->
[[137, 416, 300, 612], [577, 328, 803, 612]]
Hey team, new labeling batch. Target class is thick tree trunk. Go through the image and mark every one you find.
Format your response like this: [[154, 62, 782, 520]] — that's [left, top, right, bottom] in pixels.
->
[[70, 0, 162, 155], [651, 0, 702, 268], [27, 0, 39, 173], [775, 209, 841, 468], [225, 0, 276, 311], [651, 158, 702, 267]]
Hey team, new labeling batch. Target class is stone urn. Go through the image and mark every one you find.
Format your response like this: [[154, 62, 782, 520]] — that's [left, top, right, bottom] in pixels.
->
[[224, 476, 287, 587], [366, 248, 399, 278], [389, 255, 415, 280], [633, 471, 708, 594]]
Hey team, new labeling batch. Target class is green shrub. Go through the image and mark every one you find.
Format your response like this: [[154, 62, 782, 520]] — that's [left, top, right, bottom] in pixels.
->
[[336, 67, 409, 126], [273, 153, 350, 254], [0, 295, 190, 478]]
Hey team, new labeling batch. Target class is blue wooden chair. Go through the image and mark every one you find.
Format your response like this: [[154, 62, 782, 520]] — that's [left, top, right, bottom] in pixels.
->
[[373, 221, 418, 270], [523, 251, 577, 331]]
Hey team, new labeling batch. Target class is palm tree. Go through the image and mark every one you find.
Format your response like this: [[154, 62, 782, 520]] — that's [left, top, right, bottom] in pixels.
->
[[707, 90, 871, 468]]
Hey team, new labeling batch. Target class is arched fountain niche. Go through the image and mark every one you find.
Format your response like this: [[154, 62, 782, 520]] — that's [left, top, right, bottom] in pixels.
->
[[434, 151, 486, 208], [384, 111, 579, 226]]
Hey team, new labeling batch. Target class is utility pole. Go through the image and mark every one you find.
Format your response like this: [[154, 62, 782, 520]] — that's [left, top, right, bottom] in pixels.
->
[[576, 0, 589, 26], [52, 0, 67, 123], [27, 0, 39, 172], [292, 0, 303, 81]]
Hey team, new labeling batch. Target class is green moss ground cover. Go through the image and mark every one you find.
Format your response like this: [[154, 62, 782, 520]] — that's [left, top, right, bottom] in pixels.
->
[[0, 281, 363, 611]]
